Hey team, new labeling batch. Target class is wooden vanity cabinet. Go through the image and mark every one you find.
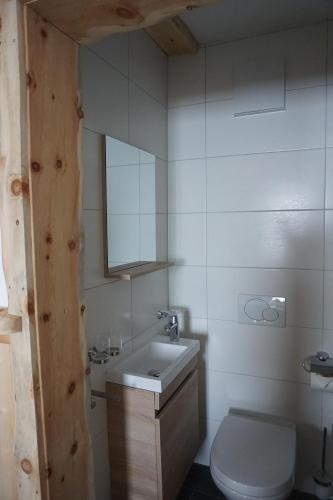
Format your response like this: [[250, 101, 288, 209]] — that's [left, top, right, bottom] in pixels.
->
[[107, 358, 199, 500]]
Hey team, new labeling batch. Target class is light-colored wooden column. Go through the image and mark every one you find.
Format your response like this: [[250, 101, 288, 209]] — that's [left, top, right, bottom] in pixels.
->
[[24, 6, 94, 500], [0, 1, 94, 498], [0, 0, 43, 498]]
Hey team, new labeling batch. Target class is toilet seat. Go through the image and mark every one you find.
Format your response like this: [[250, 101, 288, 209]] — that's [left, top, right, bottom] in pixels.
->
[[210, 413, 296, 499]]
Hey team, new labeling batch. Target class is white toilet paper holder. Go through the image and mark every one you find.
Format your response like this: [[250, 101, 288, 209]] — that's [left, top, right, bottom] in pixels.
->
[[302, 351, 333, 377]]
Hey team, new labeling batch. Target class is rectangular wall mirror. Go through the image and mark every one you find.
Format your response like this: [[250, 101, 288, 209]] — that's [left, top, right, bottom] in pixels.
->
[[103, 135, 171, 279]]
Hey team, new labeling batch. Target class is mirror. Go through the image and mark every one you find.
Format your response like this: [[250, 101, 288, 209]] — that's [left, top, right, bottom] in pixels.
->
[[103, 135, 161, 276]]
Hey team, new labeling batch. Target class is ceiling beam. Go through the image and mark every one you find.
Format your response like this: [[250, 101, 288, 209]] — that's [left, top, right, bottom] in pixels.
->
[[24, 0, 218, 44], [145, 16, 199, 55]]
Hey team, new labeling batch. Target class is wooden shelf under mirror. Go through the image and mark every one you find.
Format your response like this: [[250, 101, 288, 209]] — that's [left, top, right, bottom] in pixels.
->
[[108, 261, 174, 280]]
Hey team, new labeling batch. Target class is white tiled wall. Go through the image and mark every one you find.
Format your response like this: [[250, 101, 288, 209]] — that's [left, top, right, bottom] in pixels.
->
[[80, 31, 168, 500], [168, 21, 333, 494]]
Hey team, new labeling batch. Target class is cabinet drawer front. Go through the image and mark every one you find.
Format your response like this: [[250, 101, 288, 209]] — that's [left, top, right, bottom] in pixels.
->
[[155, 370, 199, 500]]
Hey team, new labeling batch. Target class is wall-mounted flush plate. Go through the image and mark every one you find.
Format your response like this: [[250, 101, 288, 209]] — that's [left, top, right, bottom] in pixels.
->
[[238, 294, 286, 327]]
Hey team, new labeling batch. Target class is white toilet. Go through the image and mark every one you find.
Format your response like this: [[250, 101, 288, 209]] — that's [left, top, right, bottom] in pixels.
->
[[210, 411, 296, 500]]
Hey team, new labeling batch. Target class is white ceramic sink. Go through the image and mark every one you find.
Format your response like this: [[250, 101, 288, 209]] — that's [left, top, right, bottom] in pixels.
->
[[107, 335, 200, 392]]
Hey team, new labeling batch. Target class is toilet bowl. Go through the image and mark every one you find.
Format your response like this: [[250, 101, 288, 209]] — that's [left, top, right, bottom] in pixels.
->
[[210, 411, 296, 500]]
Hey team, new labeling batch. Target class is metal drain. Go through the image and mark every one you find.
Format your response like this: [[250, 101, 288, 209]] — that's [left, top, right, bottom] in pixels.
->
[[147, 369, 161, 378]]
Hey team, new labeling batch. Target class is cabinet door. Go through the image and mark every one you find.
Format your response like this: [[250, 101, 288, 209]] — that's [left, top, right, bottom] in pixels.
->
[[155, 370, 199, 500]]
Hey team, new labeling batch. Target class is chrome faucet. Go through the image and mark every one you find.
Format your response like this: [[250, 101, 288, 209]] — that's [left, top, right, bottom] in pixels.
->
[[157, 310, 180, 342]]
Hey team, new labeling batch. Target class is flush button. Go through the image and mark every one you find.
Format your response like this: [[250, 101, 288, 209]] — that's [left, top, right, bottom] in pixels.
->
[[238, 294, 286, 327]]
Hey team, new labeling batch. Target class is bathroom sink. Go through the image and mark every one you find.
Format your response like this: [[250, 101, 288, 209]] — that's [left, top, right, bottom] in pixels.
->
[[107, 335, 200, 392]]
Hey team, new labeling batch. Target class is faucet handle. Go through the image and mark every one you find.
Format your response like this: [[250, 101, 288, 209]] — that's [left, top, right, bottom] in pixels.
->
[[157, 310, 168, 319], [157, 309, 178, 320]]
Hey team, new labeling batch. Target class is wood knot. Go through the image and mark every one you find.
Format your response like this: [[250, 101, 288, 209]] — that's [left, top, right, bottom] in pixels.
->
[[51, 93, 55, 101], [45, 465, 52, 478], [40, 312, 50, 322], [61, 475, 65, 483], [11, 178, 29, 197], [55, 159, 63, 169], [31, 161, 41, 173], [46, 233, 52, 244], [16, 219, 19, 226], [26, 290, 35, 316], [21, 459, 33, 475], [67, 240, 76, 251], [68, 381, 76, 394], [40, 28, 47, 38], [76, 106, 84, 120], [26, 72, 37, 90], [27, 301, 35, 316], [116, 6, 140, 19], [70, 441, 78, 455]]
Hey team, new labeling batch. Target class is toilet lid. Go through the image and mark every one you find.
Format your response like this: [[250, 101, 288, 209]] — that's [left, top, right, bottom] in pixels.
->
[[211, 414, 296, 498]]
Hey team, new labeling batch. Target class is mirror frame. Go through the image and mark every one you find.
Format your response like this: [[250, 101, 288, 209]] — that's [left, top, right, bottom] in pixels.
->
[[101, 135, 157, 278]]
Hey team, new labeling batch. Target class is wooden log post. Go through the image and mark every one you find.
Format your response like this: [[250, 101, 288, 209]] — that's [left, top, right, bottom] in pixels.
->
[[24, 6, 94, 499], [0, 1, 94, 498], [0, 1, 43, 498]]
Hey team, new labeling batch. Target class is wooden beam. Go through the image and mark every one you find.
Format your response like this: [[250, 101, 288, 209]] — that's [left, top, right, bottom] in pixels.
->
[[0, 1, 43, 498], [145, 16, 199, 55], [0, 342, 17, 500], [24, 0, 218, 44], [25, 7, 94, 499], [0, 309, 22, 335]]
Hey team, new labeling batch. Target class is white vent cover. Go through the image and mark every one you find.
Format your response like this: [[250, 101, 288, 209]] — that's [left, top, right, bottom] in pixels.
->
[[233, 55, 285, 116]]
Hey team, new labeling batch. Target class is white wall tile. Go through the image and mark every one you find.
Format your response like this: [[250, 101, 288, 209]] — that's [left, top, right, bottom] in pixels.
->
[[325, 211, 333, 270], [168, 159, 206, 213], [168, 214, 206, 266], [83, 210, 108, 289], [207, 267, 323, 328], [169, 266, 207, 318], [82, 129, 103, 210], [168, 49, 205, 108], [85, 280, 132, 346], [90, 33, 129, 75], [206, 87, 325, 157], [206, 320, 320, 383], [206, 42, 234, 102], [80, 47, 129, 140], [140, 163, 155, 214], [107, 165, 140, 214], [129, 83, 167, 160], [195, 417, 220, 466], [108, 214, 140, 264], [207, 211, 324, 270], [178, 316, 208, 366], [207, 149, 325, 212], [326, 148, 333, 209], [324, 271, 333, 330], [139, 214, 156, 261], [327, 21, 333, 85], [168, 104, 206, 161], [129, 30, 167, 106], [156, 158, 168, 214], [156, 214, 168, 261], [326, 85, 333, 147], [132, 270, 168, 336], [204, 370, 322, 428]]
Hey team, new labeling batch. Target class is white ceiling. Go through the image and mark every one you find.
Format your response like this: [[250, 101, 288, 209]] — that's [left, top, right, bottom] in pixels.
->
[[181, 0, 333, 45]]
